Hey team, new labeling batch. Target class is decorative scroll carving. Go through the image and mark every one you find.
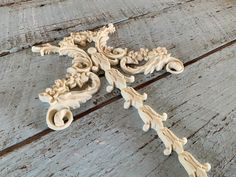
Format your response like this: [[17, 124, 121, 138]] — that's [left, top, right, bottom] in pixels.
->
[[120, 47, 184, 75], [39, 71, 100, 130], [32, 23, 210, 176]]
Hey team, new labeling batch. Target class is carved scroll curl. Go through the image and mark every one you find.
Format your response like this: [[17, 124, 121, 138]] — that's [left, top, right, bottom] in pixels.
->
[[38, 71, 100, 130], [46, 106, 73, 130]]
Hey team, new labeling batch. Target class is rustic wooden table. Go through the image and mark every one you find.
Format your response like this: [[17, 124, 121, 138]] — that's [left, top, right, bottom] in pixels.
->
[[0, 0, 236, 177]]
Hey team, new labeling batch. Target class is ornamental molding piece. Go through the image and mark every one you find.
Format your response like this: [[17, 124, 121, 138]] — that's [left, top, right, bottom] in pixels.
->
[[32, 24, 211, 177]]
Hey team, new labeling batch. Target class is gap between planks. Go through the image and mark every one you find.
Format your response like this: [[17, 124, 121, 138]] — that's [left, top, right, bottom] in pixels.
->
[[0, 15, 136, 57], [0, 0, 197, 57], [0, 38, 235, 158]]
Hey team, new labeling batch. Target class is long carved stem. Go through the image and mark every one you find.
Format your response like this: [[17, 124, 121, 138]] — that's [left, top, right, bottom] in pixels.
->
[[32, 24, 211, 177]]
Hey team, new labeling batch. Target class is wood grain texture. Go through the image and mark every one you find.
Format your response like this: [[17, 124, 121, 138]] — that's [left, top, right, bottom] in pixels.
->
[[0, 42, 235, 177], [0, 0, 235, 55], [0, 0, 184, 54], [0, 0, 236, 152]]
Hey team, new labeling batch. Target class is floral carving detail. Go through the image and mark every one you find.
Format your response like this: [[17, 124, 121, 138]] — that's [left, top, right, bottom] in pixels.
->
[[120, 47, 184, 75], [32, 23, 210, 177]]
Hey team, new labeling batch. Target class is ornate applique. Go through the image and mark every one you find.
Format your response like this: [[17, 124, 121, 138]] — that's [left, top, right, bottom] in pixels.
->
[[32, 23, 210, 177]]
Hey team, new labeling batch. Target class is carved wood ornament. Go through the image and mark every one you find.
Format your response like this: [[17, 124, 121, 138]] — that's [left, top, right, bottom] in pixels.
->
[[32, 24, 211, 177]]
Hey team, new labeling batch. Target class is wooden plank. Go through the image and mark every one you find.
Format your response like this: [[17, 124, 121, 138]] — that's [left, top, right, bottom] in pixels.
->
[[0, 0, 236, 152], [220, 156, 236, 177], [1, 0, 235, 55], [0, 0, 58, 7], [0, 42, 235, 177], [0, 0, 185, 54]]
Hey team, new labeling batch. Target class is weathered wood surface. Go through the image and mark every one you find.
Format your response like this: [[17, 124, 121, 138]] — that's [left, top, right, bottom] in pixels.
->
[[0, 0, 236, 176], [0, 0, 236, 152], [0, 0, 183, 54], [0, 42, 235, 177], [0, 0, 235, 54]]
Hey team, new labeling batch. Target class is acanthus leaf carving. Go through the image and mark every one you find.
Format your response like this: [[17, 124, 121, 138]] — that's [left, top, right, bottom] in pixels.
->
[[32, 23, 210, 177], [93, 23, 127, 60], [121, 87, 147, 109], [179, 151, 211, 177], [138, 105, 167, 132]]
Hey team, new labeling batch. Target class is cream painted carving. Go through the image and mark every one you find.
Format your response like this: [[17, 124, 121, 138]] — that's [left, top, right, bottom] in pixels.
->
[[179, 151, 211, 177], [32, 24, 210, 176], [120, 47, 184, 75], [138, 105, 167, 131], [121, 87, 147, 109]]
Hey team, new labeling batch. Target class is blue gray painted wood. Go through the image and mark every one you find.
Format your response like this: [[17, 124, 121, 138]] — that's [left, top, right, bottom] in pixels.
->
[[0, 0, 235, 176]]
